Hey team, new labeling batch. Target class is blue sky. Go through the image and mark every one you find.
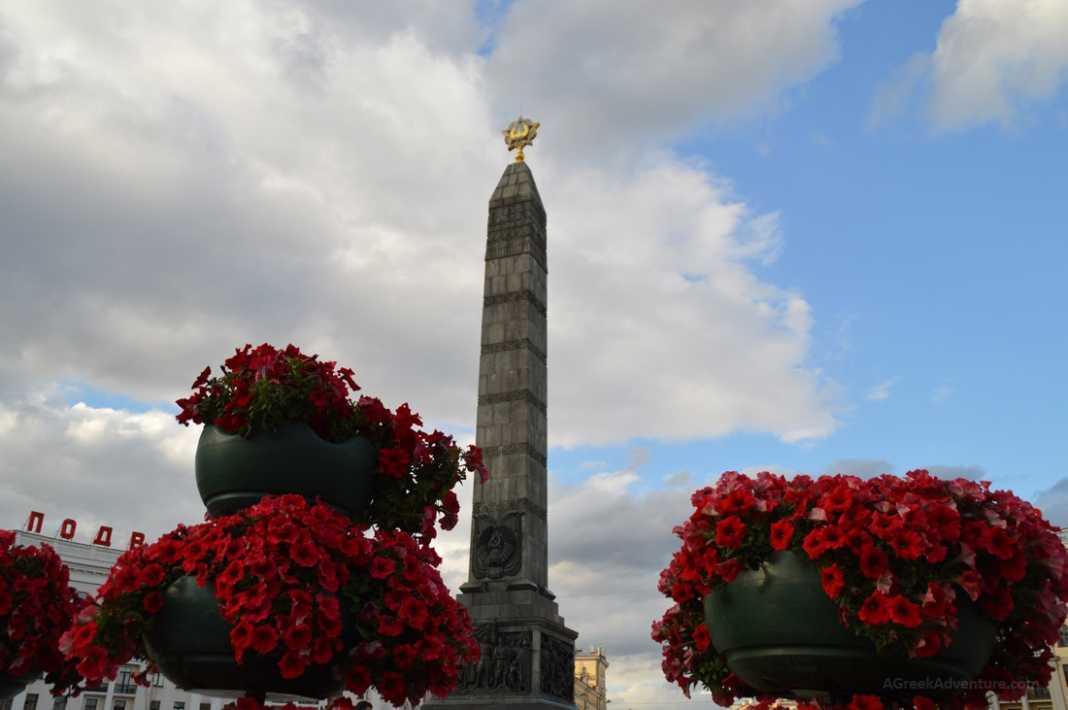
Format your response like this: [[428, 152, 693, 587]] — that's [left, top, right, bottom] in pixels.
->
[[547, 1, 1068, 501]]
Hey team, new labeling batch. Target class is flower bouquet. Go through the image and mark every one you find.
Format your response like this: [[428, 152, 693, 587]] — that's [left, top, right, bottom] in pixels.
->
[[652, 470, 1068, 709], [177, 343, 488, 537], [0, 531, 84, 699], [62, 495, 480, 707]]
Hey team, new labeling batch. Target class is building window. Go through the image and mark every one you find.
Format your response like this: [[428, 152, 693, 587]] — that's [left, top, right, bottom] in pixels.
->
[[52, 698, 67, 710], [149, 703, 160, 710], [1, 699, 12, 710], [151, 673, 164, 688], [114, 667, 136, 696], [24, 695, 39, 710], [174, 702, 185, 710], [1031, 686, 1052, 700], [199, 703, 211, 710], [112, 701, 126, 710], [1059, 627, 1068, 646], [83, 698, 100, 710]]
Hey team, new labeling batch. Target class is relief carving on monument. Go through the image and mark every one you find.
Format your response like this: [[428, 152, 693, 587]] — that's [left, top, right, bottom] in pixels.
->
[[473, 512, 522, 579], [539, 634, 575, 702], [456, 625, 532, 694]]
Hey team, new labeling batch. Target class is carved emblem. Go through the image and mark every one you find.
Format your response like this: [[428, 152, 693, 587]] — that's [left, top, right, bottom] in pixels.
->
[[473, 512, 522, 579], [502, 116, 539, 163], [539, 634, 575, 701], [456, 624, 532, 694]]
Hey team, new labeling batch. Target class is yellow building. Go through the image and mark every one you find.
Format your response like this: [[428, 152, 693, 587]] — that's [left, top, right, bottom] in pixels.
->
[[574, 647, 608, 710]]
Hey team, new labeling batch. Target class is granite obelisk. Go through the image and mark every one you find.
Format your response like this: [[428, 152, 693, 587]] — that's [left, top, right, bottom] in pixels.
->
[[426, 118, 577, 709]]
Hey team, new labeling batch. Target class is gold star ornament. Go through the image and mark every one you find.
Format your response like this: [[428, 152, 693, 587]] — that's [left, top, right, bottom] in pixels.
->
[[502, 116, 539, 162]]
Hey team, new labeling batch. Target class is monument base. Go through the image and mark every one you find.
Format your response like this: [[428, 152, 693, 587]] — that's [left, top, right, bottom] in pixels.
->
[[422, 586, 577, 710]]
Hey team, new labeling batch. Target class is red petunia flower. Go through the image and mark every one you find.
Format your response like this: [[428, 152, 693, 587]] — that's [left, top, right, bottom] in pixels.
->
[[889, 530, 924, 560], [928, 504, 961, 541], [370, 556, 396, 579], [820, 564, 845, 599], [769, 520, 795, 551], [398, 597, 429, 630], [715, 488, 756, 515], [251, 624, 279, 654], [858, 591, 891, 625], [821, 485, 853, 514], [858, 544, 889, 580], [692, 623, 711, 652], [849, 695, 883, 710], [821, 526, 846, 550], [393, 643, 419, 669], [715, 516, 747, 549], [284, 624, 312, 651], [888, 595, 922, 628], [802, 529, 829, 560], [987, 527, 1017, 561], [289, 540, 319, 568], [278, 651, 306, 680], [870, 513, 903, 540]]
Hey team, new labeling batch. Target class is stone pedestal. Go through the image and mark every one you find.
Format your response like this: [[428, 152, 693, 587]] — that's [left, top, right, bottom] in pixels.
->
[[424, 162, 576, 709]]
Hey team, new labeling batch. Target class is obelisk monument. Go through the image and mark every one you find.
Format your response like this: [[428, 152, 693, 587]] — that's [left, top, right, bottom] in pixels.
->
[[426, 118, 577, 709]]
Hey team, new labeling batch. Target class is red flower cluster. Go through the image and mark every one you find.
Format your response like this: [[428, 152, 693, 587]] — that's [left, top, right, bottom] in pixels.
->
[[652, 470, 1068, 708], [0, 531, 84, 693], [175, 343, 490, 538], [176, 343, 360, 442], [61, 496, 479, 707]]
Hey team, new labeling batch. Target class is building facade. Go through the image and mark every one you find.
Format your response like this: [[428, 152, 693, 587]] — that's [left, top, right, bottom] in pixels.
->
[[572, 648, 607, 710]]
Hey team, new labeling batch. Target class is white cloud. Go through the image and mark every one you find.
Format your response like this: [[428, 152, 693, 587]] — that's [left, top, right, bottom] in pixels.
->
[[0, 1, 841, 452], [926, 464, 985, 481], [487, 0, 861, 159], [0, 4, 861, 705], [1036, 478, 1068, 527], [873, 0, 1068, 130], [0, 393, 202, 544], [824, 458, 894, 478], [865, 376, 899, 401]]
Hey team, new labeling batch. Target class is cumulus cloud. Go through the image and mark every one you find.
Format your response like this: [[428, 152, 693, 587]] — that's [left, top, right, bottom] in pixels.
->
[[926, 464, 986, 481], [0, 392, 202, 544], [872, 0, 1068, 130], [545, 468, 698, 703], [824, 458, 894, 478], [821, 460, 987, 482], [487, 0, 860, 159], [865, 377, 899, 401], [0, 1, 841, 452], [1036, 478, 1068, 527]]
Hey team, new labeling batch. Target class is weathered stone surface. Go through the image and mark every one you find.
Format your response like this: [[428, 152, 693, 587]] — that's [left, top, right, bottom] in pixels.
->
[[424, 161, 576, 710]]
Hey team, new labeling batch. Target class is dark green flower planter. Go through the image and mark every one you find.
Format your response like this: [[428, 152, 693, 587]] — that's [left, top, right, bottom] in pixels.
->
[[144, 576, 357, 699], [705, 551, 996, 697], [195, 423, 376, 518]]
